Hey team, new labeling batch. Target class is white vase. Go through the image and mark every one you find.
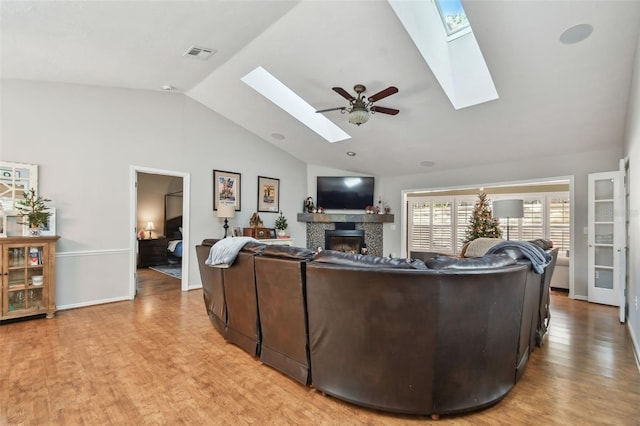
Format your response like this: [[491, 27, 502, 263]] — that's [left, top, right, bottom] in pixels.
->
[[27, 227, 41, 237], [277, 229, 286, 237]]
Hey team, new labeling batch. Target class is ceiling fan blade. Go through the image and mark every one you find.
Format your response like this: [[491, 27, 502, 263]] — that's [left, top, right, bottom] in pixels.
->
[[367, 86, 399, 103], [316, 107, 346, 113], [332, 87, 355, 101], [371, 106, 399, 115]]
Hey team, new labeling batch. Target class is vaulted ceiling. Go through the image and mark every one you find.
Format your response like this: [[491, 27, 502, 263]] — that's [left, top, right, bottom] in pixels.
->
[[2, 1, 639, 176]]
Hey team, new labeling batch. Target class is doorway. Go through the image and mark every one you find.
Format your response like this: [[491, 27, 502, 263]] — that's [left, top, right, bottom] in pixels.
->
[[129, 166, 191, 298]]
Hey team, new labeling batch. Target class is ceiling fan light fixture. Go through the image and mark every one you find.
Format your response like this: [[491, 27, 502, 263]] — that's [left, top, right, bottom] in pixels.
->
[[348, 107, 370, 126]]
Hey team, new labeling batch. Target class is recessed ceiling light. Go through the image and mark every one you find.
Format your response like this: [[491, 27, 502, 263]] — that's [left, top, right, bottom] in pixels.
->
[[346, 151, 356, 157], [241, 66, 351, 143], [560, 24, 593, 44], [161, 85, 174, 91], [271, 133, 285, 140], [420, 160, 435, 167]]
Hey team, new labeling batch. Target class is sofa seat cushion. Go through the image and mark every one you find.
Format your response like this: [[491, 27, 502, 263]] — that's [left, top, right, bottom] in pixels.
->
[[261, 245, 315, 261], [313, 250, 428, 269], [426, 253, 516, 270]]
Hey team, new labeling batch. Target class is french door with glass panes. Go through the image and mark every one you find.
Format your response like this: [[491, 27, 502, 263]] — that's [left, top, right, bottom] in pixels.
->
[[588, 171, 625, 309]]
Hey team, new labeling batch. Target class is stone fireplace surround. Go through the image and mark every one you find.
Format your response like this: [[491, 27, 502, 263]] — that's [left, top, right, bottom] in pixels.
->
[[297, 213, 394, 257]]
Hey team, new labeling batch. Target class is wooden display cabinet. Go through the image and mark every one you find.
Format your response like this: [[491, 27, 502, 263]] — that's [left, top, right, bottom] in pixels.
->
[[1, 236, 59, 321]]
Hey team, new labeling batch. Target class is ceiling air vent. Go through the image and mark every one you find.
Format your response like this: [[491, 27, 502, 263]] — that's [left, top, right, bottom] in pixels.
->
[[183, 45, 216, 60]]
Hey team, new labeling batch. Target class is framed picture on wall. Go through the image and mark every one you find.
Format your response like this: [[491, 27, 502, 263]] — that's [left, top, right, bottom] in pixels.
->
[[213, 170, 241, 211], [257, 176, 279, 213], [40, 208, 56, 236]]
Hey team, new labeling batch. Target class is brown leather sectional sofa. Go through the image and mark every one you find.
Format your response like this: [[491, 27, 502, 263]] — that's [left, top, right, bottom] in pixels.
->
[[196, 239, 557, 418]]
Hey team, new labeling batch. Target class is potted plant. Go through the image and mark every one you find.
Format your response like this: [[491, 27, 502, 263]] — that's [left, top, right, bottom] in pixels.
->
[[275, 211, 288, 237], [15, 188, 52, 237]]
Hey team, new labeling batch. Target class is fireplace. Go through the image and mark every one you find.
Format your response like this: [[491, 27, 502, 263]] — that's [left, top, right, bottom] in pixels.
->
[[325, 229, 365, 254]]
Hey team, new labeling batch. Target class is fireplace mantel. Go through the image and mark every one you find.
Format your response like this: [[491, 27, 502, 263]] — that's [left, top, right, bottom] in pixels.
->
[[297, 213, 394, 224]]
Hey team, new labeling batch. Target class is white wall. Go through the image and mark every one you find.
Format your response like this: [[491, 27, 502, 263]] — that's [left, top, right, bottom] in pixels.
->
[[623, 27, 640, 359], [1, 79, 307, 308], [379, 148, 622, 299]]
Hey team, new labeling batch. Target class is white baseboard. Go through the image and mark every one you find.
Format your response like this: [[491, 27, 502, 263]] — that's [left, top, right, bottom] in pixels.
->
[[57, 295, 132, 311], [628, 322, 640, 374]]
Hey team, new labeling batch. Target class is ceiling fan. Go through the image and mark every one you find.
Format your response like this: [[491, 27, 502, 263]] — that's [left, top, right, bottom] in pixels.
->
[[316, 84, 399, 126]]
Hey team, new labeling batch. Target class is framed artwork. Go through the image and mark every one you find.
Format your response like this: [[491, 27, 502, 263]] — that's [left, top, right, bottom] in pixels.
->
[[40, 208, 56, 236], [213, 170, 241, 211], [233, 226, 242, 237], [257, 176, 280, 213], [269, 228, 276, 239]]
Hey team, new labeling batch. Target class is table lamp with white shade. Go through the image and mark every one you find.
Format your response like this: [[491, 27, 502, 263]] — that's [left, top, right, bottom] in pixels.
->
[[144, 221, 155, 239], [217, 204, 235, 238]]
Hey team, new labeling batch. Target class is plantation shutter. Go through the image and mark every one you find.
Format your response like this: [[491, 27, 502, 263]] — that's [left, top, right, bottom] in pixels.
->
[[456, 199, 475, 251], [432, 201, 453, 252], [549, 197, 570, 254], [521, 199, 544, 240], [409, 201, 431, 251]]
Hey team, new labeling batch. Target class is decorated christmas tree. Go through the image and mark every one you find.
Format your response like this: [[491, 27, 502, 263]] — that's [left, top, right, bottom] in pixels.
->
[[464, 192, 502, 242]]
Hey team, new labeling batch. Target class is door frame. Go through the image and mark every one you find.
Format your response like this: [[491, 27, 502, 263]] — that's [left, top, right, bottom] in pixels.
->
[[129, 165, 191, 297]]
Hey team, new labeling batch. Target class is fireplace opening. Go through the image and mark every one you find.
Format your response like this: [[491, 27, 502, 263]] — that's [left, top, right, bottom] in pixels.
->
[[325, 229, 365, 254]]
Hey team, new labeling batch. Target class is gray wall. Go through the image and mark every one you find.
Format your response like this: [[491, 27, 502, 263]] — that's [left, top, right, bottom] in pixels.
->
[[623, 26, 640, 359], [1, 79, 308, 309], [378, 148, 622, 299]]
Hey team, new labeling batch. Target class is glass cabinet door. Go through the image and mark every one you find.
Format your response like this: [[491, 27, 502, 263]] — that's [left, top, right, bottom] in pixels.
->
[[4, 243, 46, 313]]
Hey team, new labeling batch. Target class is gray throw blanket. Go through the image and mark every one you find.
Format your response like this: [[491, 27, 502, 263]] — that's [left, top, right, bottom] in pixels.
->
[[486, 240, 552, 274], [205, 237, 259, 268]]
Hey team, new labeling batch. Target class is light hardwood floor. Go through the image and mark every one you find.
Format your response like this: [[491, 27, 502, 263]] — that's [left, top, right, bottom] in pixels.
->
[[1, 272, 639, 425]]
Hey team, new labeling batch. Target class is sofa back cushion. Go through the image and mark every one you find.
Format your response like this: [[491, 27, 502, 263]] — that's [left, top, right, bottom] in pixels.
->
[[261, 244, 315, 261], [426, 252, 516, 270], [313, 250, 428, 269]]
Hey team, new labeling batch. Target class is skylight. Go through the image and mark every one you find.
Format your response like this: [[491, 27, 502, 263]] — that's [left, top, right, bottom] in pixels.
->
[[241, 67, 351, 144], [389, 0, 498, 110], [435, 0, 470, 40]]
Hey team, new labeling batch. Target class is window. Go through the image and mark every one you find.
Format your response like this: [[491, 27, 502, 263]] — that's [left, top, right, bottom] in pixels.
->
[[408, 192, 570, 256], [408, 199, 454, 253]]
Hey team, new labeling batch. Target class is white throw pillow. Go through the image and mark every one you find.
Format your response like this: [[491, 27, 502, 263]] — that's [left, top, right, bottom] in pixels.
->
[[464, 238, 504, 258]]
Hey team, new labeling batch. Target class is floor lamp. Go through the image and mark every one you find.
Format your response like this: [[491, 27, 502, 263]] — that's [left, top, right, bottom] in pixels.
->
[[492, 199, 524, 240], [217, 204, 235, 238]]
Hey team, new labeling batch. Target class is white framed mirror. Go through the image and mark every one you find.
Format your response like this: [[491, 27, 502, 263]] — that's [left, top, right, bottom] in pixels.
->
[[0, 161, 38, 213]]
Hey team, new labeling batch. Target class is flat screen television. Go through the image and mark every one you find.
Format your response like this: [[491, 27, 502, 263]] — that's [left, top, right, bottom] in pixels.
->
[[316, 176, 374, 210]]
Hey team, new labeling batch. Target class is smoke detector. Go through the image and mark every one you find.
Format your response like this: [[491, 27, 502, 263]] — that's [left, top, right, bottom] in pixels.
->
[[183, 45, 216, 60]]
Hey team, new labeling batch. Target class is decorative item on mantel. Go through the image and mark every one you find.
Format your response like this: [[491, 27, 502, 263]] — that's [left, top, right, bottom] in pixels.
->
[[275, 211, 288, 237], [365, 205, 374, 214], [15, 188, 52, 237], [304, 197, 314, 213]]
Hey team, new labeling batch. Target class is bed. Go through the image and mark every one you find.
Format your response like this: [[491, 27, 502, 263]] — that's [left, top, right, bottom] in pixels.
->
[[165, 215, 183, 263]]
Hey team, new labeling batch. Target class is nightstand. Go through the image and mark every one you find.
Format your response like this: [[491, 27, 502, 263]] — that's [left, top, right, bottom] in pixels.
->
[[138, 238, 169, 268]]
